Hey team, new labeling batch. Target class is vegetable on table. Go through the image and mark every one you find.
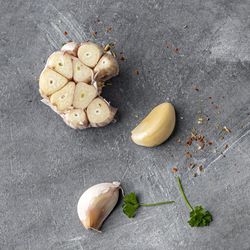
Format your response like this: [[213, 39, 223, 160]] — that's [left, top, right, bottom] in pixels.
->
[[77, 182, 121, 231], [177, 177, 213, 227], [38, 41, 119, 129], [122, 192, 175, 218], [131, 102, 176, 147]]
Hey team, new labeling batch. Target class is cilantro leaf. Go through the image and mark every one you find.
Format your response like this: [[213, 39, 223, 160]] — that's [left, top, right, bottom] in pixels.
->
[[188, 206, 213, 227], [122, 192, 140, 218], [122, 192, 175, 218], [177, 177, 213, 227]]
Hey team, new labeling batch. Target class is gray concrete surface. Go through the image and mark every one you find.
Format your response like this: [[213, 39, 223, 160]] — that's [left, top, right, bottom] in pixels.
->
[[0, 0, 250, 249]]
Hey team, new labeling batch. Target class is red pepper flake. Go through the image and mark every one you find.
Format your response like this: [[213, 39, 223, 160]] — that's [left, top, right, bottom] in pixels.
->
[[91, 31, 97, 37], [189, 163, 196, 169], [171, 167, 178, 173], [186, 138, 193, 146], [208, 96, 212, 99], [174, 47, 180, 53], [208, 141, 213, 145], [64, 31, 68, 36], [120, 55, 126, 62], [197, 165, 204, 174], [106, 27, 112, 32], [166, 42, 171, 48], [192, 85, 199, 91], [185, 151, 192, 158], [134, 69, 139, 75]]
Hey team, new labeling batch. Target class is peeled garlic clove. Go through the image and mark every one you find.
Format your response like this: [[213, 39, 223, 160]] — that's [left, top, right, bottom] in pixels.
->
[[77, 182, 120, 231], [131, 102, 176, 147]]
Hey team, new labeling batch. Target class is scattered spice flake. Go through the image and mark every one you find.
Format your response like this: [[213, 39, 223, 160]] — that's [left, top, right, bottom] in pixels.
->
[[224, 144, 229, 149], [134, 69, 139, 75], [91, 31, 97, 37], [96, 18, 101, 23], [183, 25, 188, 29], [193, 173, 197, 177], [166, 42, 171, 49], [176, 138, 181, 143], [120, 55, 126, 62], [63, 31, 68, 36], [185, 151, 192, 158], [208, 96, 212, 99], [192, 85, 199, 91], [197, 165, 204, 175], [222, 126, 231, 133], [186, 130, 205, 149], [189, 163, 196, 169], [166, 42, 180, 54], [186, 137, 193, 146], [208, 141, 213, 145], [171, 167, 178, 173], [173, 48, 181, 53], [220, 136, 225, 140], [106, 27, 112, 32]]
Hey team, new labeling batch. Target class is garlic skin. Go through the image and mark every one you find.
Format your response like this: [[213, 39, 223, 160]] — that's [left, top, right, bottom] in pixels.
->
[[77, 182, 120, 231]]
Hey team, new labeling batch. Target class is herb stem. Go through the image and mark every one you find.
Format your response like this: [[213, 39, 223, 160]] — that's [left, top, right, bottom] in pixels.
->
[[140, 201, 175, 207], [177, 177, 193, 211]]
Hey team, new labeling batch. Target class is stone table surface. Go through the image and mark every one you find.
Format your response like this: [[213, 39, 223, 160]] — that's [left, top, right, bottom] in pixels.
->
[[0, 0, 250, 249]]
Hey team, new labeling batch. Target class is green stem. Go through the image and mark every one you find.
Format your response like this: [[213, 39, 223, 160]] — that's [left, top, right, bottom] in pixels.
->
[[177, 177, 193, 211], [140, 201, 175, 207]]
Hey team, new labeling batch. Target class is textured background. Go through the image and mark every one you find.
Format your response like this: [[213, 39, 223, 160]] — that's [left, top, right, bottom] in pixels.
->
[[0, 0, 250, 249]]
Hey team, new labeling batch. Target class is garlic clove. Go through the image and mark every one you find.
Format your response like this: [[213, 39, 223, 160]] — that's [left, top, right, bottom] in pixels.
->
[[77, 182, 120, 231], [131, 102, 176, 147]]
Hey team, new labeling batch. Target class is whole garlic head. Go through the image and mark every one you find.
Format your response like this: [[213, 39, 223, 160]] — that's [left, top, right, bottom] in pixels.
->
[[77, 182, 120, 231]]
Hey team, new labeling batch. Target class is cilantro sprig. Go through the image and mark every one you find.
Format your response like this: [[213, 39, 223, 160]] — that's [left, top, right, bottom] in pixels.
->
[[177, 177, 213, 227], [122, 192, 175, 218]]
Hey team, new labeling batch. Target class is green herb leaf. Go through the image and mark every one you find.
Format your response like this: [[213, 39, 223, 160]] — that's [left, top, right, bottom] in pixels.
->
[[177, 177, 213, 227], [122, 192, 175, 218], [188, 205, 213, 227], [122, 192, 140, 218]]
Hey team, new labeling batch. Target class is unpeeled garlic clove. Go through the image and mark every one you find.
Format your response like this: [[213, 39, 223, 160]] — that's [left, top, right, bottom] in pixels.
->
[[77, 182, 120, 231], [131, 102, 176, 147]]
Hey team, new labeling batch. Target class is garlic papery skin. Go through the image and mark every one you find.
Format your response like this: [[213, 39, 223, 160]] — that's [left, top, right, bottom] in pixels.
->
[[77, 182, 120, 231]]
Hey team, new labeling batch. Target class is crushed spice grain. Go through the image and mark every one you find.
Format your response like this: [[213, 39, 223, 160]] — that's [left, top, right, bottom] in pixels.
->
[[106, 27, 112, 32], [134, 69, 139, 75], [171, 167, 178, 173]]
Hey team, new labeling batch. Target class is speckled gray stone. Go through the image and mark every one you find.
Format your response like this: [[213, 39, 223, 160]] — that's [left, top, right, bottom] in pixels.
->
[[0, 0, 250, 249]]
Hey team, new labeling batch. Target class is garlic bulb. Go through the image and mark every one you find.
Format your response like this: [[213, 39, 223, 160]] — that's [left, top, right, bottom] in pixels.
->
[[77, 182, 120, 231]]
